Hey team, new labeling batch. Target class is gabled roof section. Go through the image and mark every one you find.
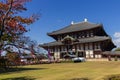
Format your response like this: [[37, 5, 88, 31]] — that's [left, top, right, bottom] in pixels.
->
[[48, 21, 102, 36], [78, 36, 110, 43], [40, 36, 112, 47]]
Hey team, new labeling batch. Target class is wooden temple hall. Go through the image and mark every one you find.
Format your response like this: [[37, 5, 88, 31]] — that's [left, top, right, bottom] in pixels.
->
[[40, 19, 116, 59]]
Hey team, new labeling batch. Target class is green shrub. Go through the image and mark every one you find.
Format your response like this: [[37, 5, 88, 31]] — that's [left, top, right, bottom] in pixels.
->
[[114, 56, 118, 61]]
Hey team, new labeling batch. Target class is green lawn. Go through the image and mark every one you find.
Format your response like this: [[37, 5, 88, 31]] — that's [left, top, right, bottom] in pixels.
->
[[0, 61, 120, 80]]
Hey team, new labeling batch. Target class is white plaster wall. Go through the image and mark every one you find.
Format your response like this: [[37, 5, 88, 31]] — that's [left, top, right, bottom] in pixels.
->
[[54, 52, 60, 59], [95, 54, 102, 58], [85, 50, 94, 58]]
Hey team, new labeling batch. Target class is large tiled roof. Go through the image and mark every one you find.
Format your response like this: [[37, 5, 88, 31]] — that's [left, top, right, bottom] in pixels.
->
[[48, 21, 102, 36], [40, 36, 111, 47], [78, 36, 110, 43]]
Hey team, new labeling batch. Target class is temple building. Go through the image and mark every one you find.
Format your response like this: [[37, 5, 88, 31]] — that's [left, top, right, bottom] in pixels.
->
[[40, 19, 116, 59]]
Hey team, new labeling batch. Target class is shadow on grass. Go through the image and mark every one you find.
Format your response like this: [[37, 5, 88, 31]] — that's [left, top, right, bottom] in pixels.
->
[[0, 67, 47, 74], [104, 74, 120, 80], [70, 77, 90, 80], [1, 76, 35, 80]]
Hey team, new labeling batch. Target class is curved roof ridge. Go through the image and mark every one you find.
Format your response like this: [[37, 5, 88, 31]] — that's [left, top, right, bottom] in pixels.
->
[[47, 24, 71, 35], [72, 21, 101, 25], [48, 20, 102, 36]]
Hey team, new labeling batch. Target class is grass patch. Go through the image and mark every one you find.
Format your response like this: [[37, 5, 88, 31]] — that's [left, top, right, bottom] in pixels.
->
[[61, 60, 73, 63], [1, 76, 35, 80], [70, 77, 90, 80], [0, 67, 46, 74], [104, 74, 120, 80], [0, 61, 120, 80]]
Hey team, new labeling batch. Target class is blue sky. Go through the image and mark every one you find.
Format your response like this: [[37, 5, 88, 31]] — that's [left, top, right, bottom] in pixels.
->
[[22, 0, 120, 47]]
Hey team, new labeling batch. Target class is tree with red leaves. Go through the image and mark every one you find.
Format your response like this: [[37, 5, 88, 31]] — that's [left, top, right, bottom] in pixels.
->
[[0, 0, 39, 54]]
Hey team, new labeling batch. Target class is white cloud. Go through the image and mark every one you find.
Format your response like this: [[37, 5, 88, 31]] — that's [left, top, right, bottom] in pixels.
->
[[114, 32, 120, 38], [113, 32, 120, 47], [113, 38, 120, 47]]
